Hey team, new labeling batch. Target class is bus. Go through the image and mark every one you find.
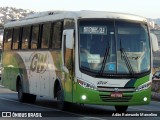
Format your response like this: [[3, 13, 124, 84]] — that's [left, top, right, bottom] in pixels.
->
[[1, 11, 159, 112]]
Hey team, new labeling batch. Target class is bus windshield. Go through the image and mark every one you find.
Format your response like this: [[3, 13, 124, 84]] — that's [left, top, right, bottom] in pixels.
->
[[79, 20, 150, 77]]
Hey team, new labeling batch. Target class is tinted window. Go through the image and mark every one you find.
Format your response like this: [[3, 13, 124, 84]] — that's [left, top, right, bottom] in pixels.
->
[[52, 22, 62, 49], [31, 25, 39, 49], [41, 23, 51, 49], [22, 26, 30, 49], [79, 20, 150, 77], [4, 29, 13, 50], [12, 28, 20, 50]]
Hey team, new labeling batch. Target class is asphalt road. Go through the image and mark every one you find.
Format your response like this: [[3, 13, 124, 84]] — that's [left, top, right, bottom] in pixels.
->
[[0, 85, 159, 120]]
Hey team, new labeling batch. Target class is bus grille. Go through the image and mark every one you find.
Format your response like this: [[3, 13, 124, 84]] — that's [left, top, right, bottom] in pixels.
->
[[99, 94, 133, 102], [97, 87, 135, 93]]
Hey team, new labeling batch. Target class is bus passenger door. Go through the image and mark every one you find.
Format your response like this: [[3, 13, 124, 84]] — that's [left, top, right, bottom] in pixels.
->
[[62, 29, 74, 102]]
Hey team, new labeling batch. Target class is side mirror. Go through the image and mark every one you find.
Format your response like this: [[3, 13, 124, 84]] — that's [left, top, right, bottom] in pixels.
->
[[150, 33, 159, 52], [61, 29, 74, 73], [63, 29, 74, 49]]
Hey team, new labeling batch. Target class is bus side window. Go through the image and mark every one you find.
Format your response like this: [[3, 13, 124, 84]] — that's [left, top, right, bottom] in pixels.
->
[[22, 26, 31, 49], [12, 28, 20, 50], [31, 25, 39, 49], [52, 21, 63, 49], [4, 29, 13, 51], [41, 23, 51, 49]]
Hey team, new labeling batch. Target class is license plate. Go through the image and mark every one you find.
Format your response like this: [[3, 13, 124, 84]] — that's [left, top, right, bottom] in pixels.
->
[[110, 92, 123, 98]]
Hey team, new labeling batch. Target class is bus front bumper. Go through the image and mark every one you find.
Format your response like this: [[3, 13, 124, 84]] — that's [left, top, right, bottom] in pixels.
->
[[74, 83, 151, 106]]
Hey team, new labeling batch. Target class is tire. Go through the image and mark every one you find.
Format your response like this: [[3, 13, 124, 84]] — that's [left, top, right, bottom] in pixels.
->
[[17, 80, 27, 102], [17, 80, 36, 103], [115, 106, 128, 112], [56, 85, 70, 110]]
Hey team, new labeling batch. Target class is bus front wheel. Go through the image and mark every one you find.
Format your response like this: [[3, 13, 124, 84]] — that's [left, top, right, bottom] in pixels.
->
[[115, 106, 128, 112], [56, 85, 70, 110]]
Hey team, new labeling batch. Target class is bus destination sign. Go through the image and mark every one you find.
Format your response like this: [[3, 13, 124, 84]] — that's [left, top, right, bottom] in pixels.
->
[[82, 26, 107, 34]]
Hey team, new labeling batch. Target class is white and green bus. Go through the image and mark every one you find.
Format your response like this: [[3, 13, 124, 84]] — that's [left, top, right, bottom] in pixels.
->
[[1, 11, 159, 112]]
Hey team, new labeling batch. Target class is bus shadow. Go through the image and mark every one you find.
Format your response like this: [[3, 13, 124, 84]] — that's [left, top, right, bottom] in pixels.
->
[[35, 97, 116, 117]]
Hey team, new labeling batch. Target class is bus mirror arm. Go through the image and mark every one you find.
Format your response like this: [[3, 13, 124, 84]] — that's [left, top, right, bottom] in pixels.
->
[[62, 29, 74, 74], [64, 29, 74, 49], [62, 65, 69, 74]]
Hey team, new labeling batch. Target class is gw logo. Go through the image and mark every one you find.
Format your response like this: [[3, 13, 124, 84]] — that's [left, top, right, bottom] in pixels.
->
[[30, 53, 49, 73]]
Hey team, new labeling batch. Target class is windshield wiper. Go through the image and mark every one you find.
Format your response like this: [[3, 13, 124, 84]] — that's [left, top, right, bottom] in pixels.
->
[[120, 39, 135, 77], [99, 47, 110, 76]]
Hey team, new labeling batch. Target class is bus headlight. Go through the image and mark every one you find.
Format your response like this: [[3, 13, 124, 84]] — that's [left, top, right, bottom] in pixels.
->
[[78, 79, 96, 90], [81, 95, 87, 100], [136, 81, 151, 92]]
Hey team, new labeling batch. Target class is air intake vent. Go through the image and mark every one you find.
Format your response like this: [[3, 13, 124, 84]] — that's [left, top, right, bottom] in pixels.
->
[[99, 94, 132, 102], [97, 87, 135, 93]]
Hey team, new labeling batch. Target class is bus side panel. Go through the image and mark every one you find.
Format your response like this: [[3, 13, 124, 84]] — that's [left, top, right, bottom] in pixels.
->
[[22, 51, 57, 97], [2, 52, 12, 89], [63, 48, 75, 102], [50, 50, 64, 98], [2, 51, 29, 92], [50, 48, 75, 102], [2, 67, 11, 89]]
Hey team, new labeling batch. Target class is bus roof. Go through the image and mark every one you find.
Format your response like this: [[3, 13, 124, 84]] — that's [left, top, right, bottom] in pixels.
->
[[4, 10, 147, 28]]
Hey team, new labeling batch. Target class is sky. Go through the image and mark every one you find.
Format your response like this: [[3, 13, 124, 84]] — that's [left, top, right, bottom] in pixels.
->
[[0, 0, 160, 18]]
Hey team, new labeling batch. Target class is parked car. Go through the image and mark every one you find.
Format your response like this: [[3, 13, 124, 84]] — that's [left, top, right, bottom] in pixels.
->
[[152, 71, 160, 80]]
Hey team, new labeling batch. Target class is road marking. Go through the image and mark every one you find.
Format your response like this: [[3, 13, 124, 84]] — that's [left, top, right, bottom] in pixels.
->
[[129, 107, 150, 111], [151, 101, 160, 104], [129, 106, 152, 111], [129, 101, 160, 111], [0, 96, 60, 111], [0, 96, 107, 120], [80, 117, 107, 120]]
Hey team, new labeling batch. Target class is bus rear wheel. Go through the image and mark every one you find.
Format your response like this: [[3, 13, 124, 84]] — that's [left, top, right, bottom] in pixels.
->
[[115, 106, 128, 112], [17, 80, 36, 103], [17, 80, 27, 102]]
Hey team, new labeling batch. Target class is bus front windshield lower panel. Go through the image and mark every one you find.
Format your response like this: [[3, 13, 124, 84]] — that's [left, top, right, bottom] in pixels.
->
[[79, 20, 150, 77]]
